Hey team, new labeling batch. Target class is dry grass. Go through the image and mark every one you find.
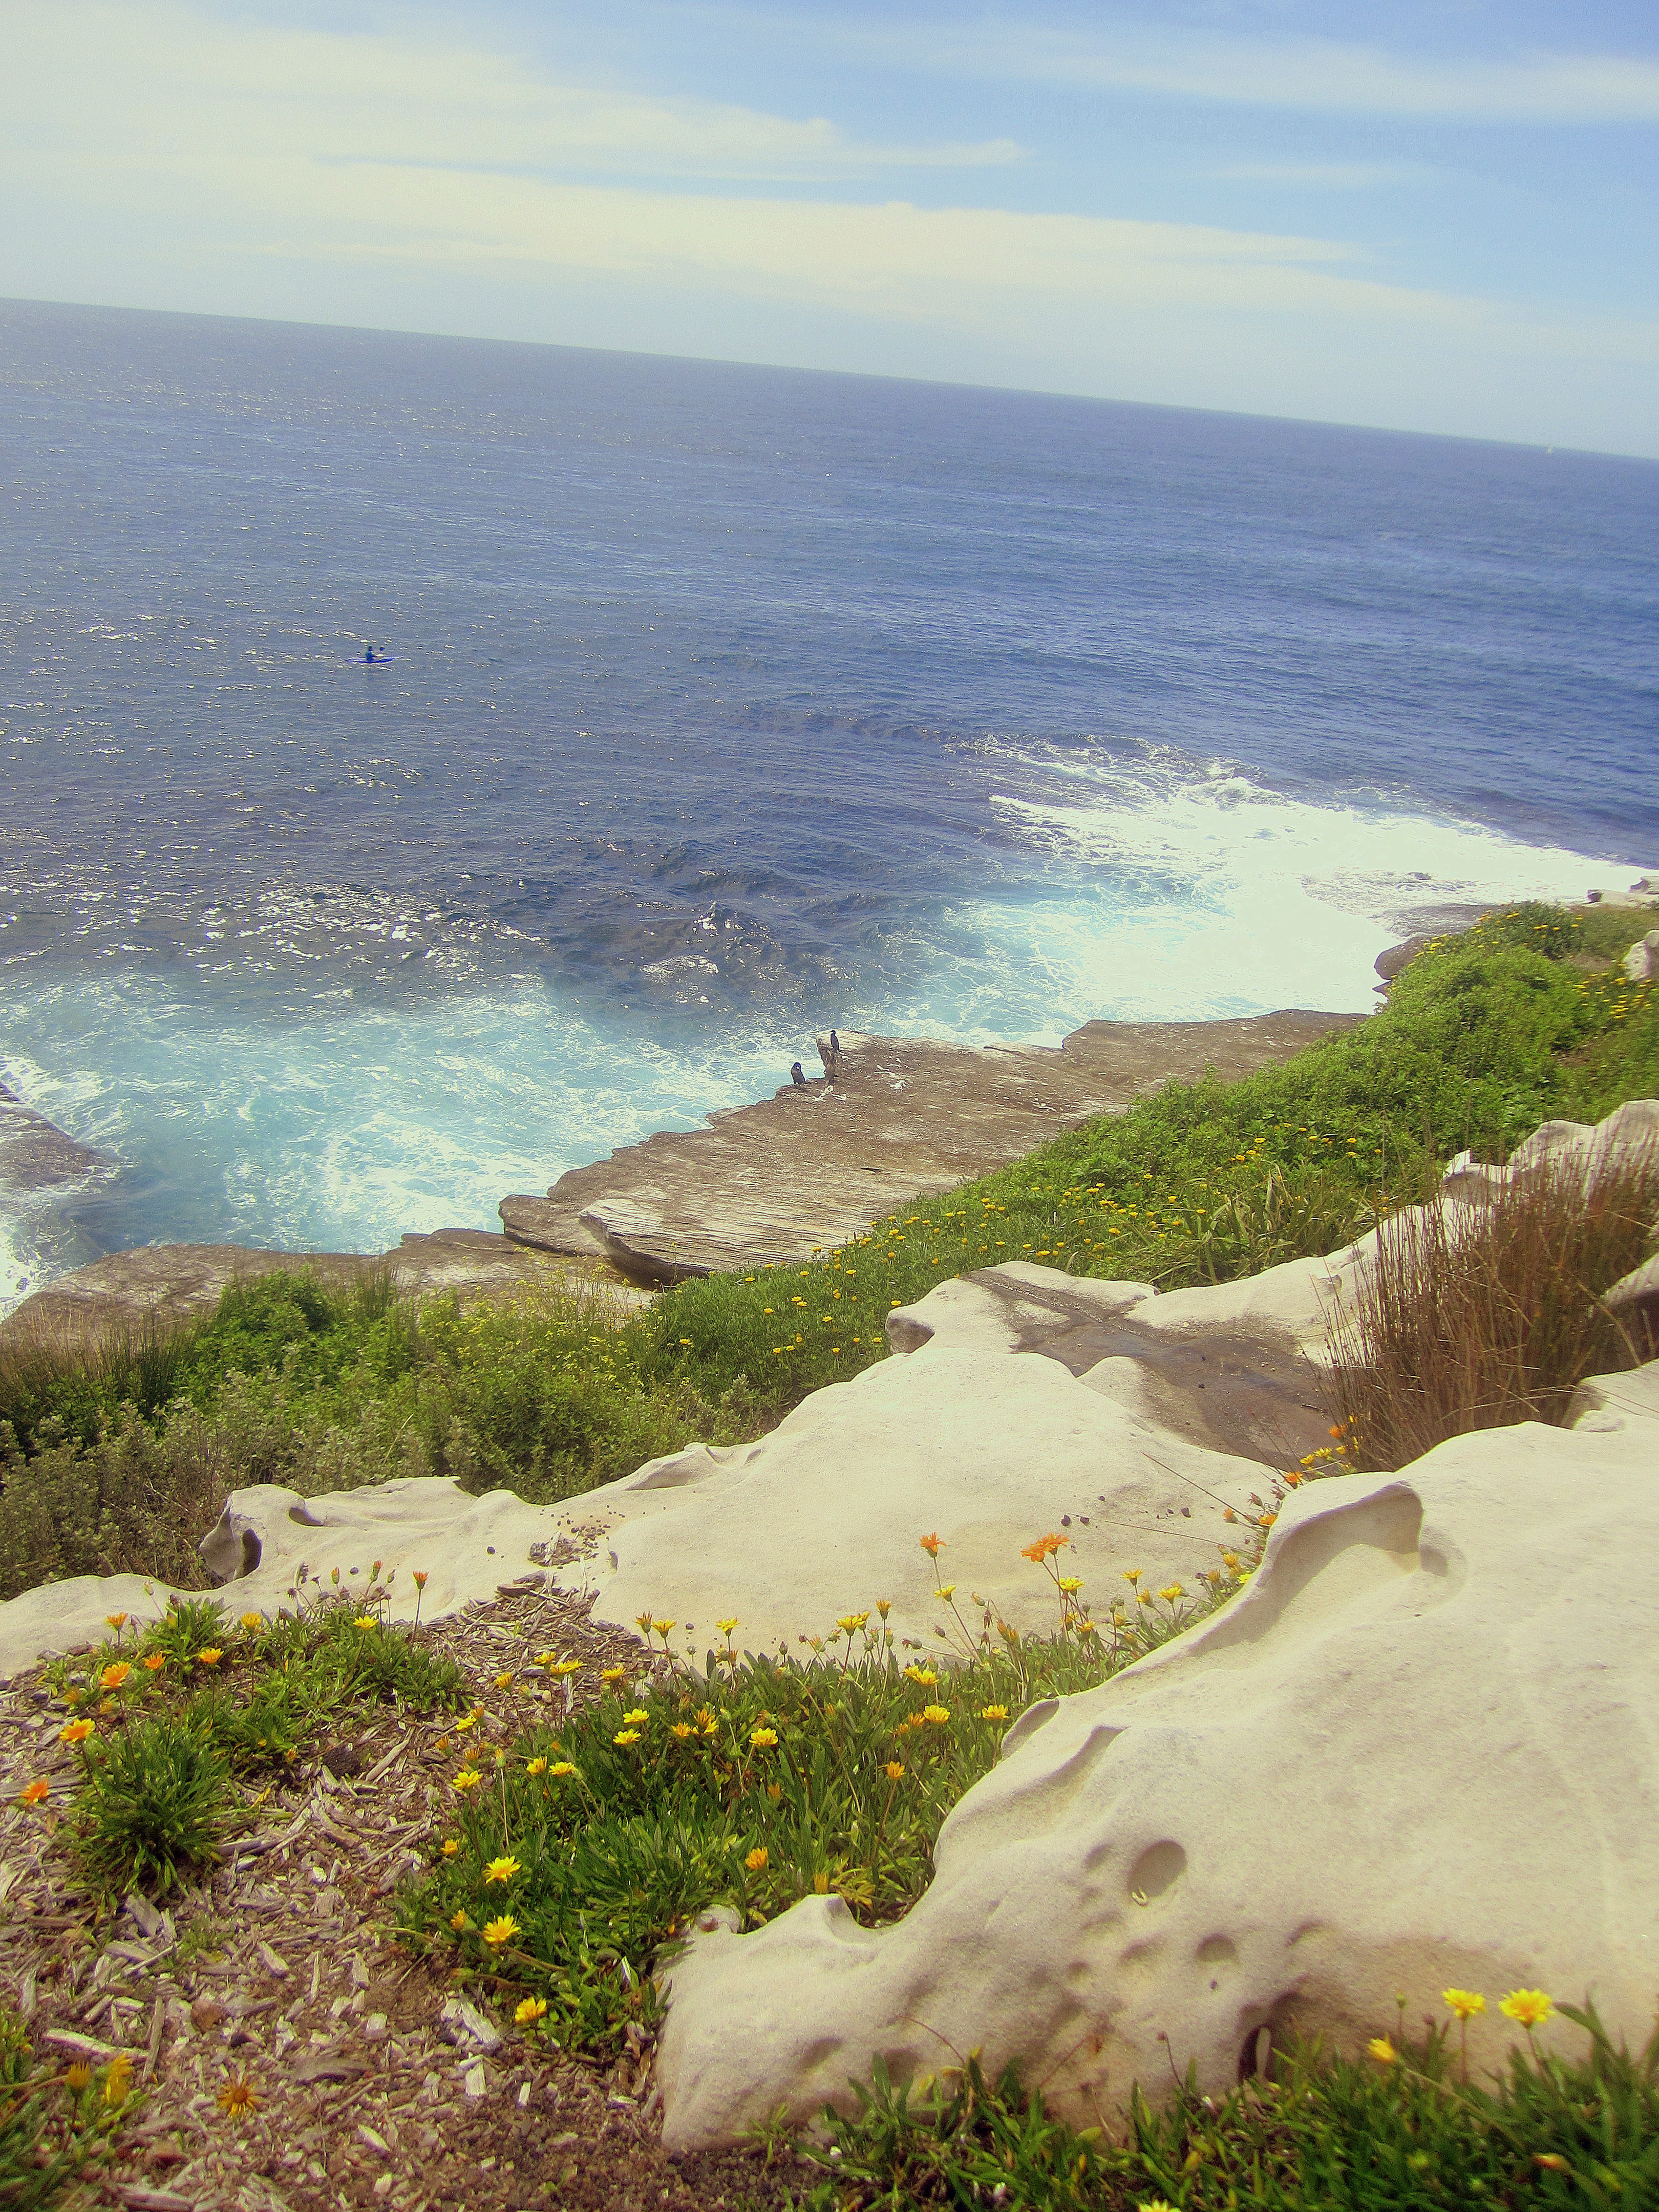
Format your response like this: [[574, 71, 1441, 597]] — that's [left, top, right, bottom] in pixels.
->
[[1325, 1147, 1659, 1473]]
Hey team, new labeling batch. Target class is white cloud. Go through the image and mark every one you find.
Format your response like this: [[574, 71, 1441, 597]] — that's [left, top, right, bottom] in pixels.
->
[[7, 2, 1019, 181], [919, 26, 1659, 123]]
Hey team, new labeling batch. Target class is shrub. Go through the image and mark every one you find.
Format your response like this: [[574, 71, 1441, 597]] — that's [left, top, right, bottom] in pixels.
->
[[69, 1715, 231, 1899], [1325, 1146, 1659, 1471]]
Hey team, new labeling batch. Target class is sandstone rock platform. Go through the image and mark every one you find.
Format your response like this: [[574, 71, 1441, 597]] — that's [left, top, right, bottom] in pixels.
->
[[500, 1012, 1361, 1284]]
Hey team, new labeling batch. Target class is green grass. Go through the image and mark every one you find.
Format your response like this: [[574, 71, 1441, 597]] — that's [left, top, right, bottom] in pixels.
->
[[783, 2002, 1659, 2210], [399, 1567, 1246, 2053], [2, 900, 1653, 1605], [40, 1591, 465, 1897]]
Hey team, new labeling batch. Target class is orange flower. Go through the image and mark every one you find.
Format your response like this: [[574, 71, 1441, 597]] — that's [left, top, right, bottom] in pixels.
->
[[920, 1533, 944, 1558], [141, 1654, 165, 1673], [20, 1778, 49, 1805], [196, 1648, 223, 1669], [99, 1662, 132, 1691], [59, 1719, 95, 1745]]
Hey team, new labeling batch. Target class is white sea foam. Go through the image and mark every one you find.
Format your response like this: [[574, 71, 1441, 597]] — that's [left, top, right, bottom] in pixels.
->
[[894, 751, 1644, 1041]]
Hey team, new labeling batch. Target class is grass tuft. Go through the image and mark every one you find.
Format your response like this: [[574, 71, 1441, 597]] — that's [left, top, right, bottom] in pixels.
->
[[1326, 1145, 1659, 1471]]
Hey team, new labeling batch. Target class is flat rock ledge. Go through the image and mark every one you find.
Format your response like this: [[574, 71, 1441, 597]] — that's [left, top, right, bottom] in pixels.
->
[[501, 1011, 1359, 1284]]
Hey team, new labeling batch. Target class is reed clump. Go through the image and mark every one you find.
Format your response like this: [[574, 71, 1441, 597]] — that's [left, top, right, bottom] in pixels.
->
[[1325, 1145, 1659, 1472]]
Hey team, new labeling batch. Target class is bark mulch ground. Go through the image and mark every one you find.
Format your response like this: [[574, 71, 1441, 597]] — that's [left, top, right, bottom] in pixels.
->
[[0, 1582, 803, 2212]]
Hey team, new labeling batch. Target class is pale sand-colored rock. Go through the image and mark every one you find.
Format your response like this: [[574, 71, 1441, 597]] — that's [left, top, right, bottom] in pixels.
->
[[656, 1360, 1659, 2147], [1624, 929, 1659, 984], [0, 1227, 644, 1353], [538, 1274, 1278, 1662], [501, 1013, 1360, 1283], [0, 1476, 563, 1679]]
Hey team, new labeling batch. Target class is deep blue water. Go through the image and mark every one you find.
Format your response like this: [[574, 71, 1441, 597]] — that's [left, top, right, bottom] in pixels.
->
[[2, 299, 1656, 1302]]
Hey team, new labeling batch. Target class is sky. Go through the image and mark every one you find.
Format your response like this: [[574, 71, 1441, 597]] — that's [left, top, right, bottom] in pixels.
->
[[4, 1, 1658, 453]]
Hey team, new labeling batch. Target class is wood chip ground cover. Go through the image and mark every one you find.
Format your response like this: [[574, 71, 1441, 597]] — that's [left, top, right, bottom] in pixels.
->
[[0, 1587, 792, 2212]]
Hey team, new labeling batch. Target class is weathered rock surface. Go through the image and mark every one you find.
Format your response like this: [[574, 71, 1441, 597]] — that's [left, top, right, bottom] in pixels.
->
[[656, 1358, 1659, 2147], [0, 1475, 566, 1679], [1624, 929, 1659, 984], [539, 1269, 1283, 1662], [0, 1081, 105, 1195], [0, 1227, 642, 1352], [501, 1012, 1362, 1283]]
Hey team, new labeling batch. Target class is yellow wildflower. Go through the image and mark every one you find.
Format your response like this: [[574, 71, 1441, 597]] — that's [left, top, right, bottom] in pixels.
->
[[885, 1760, 906, 1779], [215, 2071, 256, 2118], [481, 1916, 520, 1949], [352, 1616, 377, 1631], [441, 1839, 460, 1857], [516, 1996, 548, 2027], [59, 1718, 95, 1745], [922, 1705, 950, 1726], [1159, 1584, 1183, 1603], [601, 1667, 626, 1683], [196, 1648, 223, 1668], [671, 1722, 694, 1740], [450, 1909, 472, 1931], [745, 1846, 769, 1873], [550, 1761, 578, 1777], [1443, 1989, 1486, 2021], [980, 1705, 1009, 1722], [613, 1730, 641, 1747], [1500, 1990, 1554, 2029], [240, 1611, 263, 1631], [526, 1756, 548, 1776], [623, 1708, 648, 1725], [483, 1855, 521, 1884], [452, 1768, 482, 1793], [750, 1727, 778, 1749], [99, 1662, 132, 1691], [493, 1672, 514, 1690], [1367, 2037, 1397, 2065], [716, 1618, 739, 1635]]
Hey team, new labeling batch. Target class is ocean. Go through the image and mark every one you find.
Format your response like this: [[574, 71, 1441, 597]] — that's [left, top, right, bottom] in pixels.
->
[[2, 299, 1656, 1309]]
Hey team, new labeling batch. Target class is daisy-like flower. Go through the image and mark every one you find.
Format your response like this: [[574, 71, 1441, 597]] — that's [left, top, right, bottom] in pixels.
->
[[105, 1612, 129, 1632], [450, 1909, 471, 1932], [452, 1768, 482, 1793], [600, 1667, 627, 1684], [613, 1730, 641, 1747], [903, 1666, 938, 1686], [481, 1915, 519, 1949], [515, 1996, 548, 2027], [1500, 1990, 1554, 2030], [99, 1662, 132, 1691], [749, 1727, 778, 1749], [483, 1855, 521, 1885], [716, 1618, 739, 1636], [240, 1611, 263, 1632], [493, 1672, 514, 1691], [922, 1705, 950, 1726], [1366, 2037, 1397, 2065], [20, 1778, 49, 1805], [550, 1761, 578, 1778], [141, 1653, 165, 1673], [441, 1839, 460, 1858], [59, 1719, 95, 1745], [1159, 1584, 1184, 1603], [1443, 1989, 1486, 2022], [836, 1613, 869, 1636], [454, 1715, 477, 1732], [1057, 1577, 1084, 1595], [745, 1846, 769, 1873], [196, 1648, 223, 1669], [525, 1756, 548, 1776], [413, 1571, 429, 1589], [671, 1722, 694, 1740], [216, 2072, 257, 2118], [352, 1617, 377, 1631], [623, 1708, 648, 1725], [980, 1705, 1010, 1722], [920, 1533, 944, 1558], [884, 1761, 905, 1780]]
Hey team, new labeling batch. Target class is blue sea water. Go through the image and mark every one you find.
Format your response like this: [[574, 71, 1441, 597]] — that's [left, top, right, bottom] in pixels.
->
[[2, 299, 1656, 1307]]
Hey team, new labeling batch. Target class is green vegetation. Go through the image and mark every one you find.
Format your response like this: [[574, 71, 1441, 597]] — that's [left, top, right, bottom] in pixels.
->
[[0, 2007, 134, 2210], [35, 1591, 463, 1898], [1, 901, 1653, 1605], [400, 1555, 1236, 2051], [783, 2004, 1659, 2210]]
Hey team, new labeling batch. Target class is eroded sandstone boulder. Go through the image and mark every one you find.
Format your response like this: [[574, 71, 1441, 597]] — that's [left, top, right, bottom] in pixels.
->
[[655, 1360, 1659, 2147]]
